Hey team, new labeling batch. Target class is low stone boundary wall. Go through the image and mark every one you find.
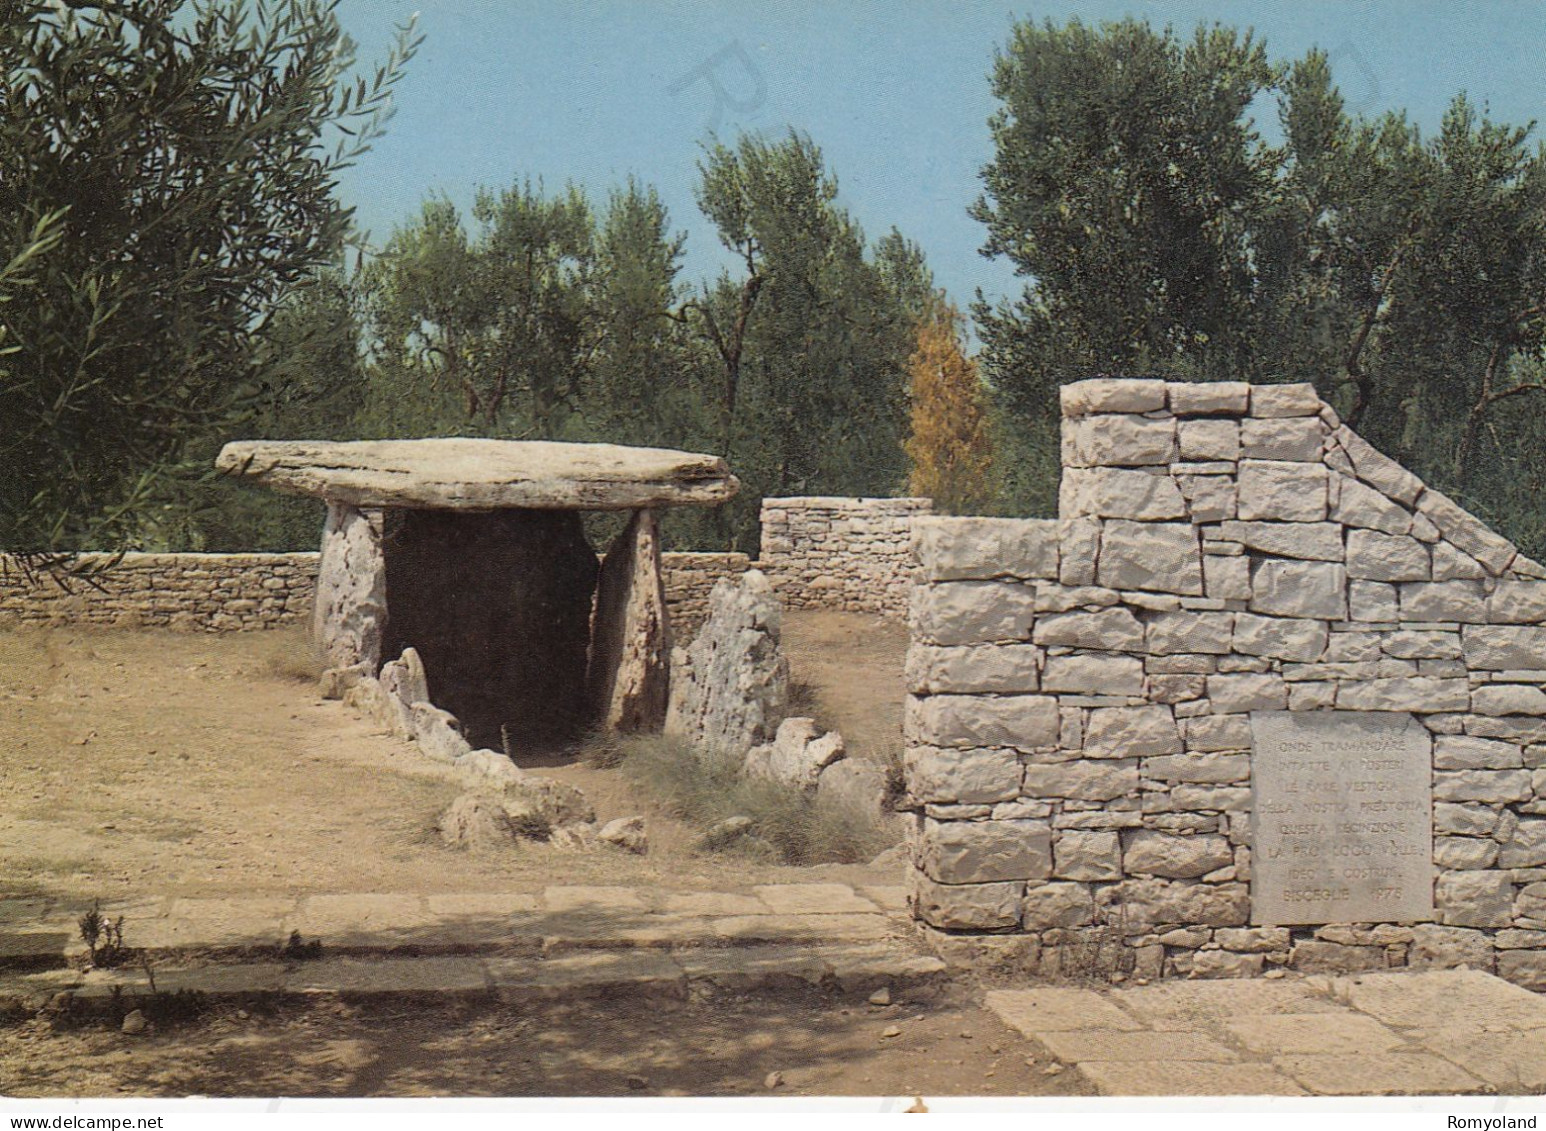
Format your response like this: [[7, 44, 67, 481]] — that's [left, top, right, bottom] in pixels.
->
[[904, 377, 1546, 990], [758, 496, 933, 618], [0, 552, 319, 630], [0, 549, 748, 638]]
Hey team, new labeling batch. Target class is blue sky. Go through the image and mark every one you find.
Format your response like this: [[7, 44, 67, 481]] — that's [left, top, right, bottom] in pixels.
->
[[332, 1, 1546, 310]]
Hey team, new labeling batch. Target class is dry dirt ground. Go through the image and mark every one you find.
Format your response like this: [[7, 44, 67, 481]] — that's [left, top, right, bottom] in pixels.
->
[[0, 983, 1089, 1099], [2, 610, 1078, 1099], [0, 611, 908, 905]]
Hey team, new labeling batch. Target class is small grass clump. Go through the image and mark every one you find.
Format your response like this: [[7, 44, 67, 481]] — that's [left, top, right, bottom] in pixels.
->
[[599, 732, 895, 866]]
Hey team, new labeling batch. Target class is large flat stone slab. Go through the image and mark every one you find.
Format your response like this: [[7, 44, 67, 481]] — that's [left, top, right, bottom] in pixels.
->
[[1273, 1052, 1483, 1095], [986, 987, 1145, 1033], [1225, 1012, 1407, 1055], [1330, 968, 1546, 1032], [216, 438, 738, 510], [1113, 978, 1344, 1031], [1036, 1028, 1239, 1063], [1076, 1060, 1308, 1096]]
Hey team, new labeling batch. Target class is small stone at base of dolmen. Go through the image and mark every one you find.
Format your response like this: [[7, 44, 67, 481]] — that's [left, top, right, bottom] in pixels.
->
[[599, 816, 648, 855], [437, 793, 515, 853]]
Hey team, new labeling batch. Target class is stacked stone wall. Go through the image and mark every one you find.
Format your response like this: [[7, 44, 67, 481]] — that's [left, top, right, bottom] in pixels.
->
[[0, 549, 747, 639], [758, 496, 933, 617], [0, 552, 319, 630], [904, 377, 1546, 990]]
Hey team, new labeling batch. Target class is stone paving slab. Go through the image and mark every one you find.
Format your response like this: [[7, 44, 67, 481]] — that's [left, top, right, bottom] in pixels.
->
[[985, 969, 1542, 1097], [0, 883, 903, 965], [1076, 1060, 1309, 1097], [1273, 1052, 1484, 1096], [986, 987, 1145, 1033]]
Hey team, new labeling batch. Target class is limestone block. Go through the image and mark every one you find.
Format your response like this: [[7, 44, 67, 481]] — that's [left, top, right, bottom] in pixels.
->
[[1061, 378, 1167, 416], [1021, 882, 1096, 928], [1434, 736, 1523, 770], [1334, 426, 1424, 505], [1487, 582, 1546, 625], [588, 508, 671, 733], [1184, 713, 1253, 752], [1383, 630, 1462, 660], [1177, 419, 1240, 461], [905, 644, 1042, 694], [910, 871, 1023, 930], [1216, 927, 1290, 953], [1218, 521, 1343, 561], [1122, 830, 1233, 878], [1067, 415, 1177, 467], [1436, 870, 1516, 928], [754, 717, 845, 790], [1462, 625, 1546, 670], [1232, 613, 1328, 663], [905, 694, 1059, 749], [1432, 541, 1487, 581], [1160, 381, 1245, 416], [411, 703, 473, 764], [1346, 530, 1430, 583], [913, 516, 1059, 581], [904, 745, 1022, 805], [1435, 837, 1500, 870], [1497, 951, 1546, 991], [1083, 705, 1182, 759], [1417, 488, 1518, 575], [1435, 802, 1502, 837], [1240, 417, 1324, 461], [1021, 758, 1139, 802], [1250, 382, 1321, 418], [1249, 560, 1346, 621], [1035, 584, 1120, 613], [1471, 685, 1546, 716], [1204, 555, 1252, 601], [1206, 673, 1288, 712], [1331, 475, 1414, 535], [1170, 784, 1251, 811], [1061, 467, 1188, 521], [1053, 830, 1122, 881], [1059, 518, 1101, 586], [1096, 521, 1203, 595], [312, 502, 386, 677], [1094, 878, 1250, 931], [1175, 473, 1238, 522], [1335, 678, 1469, 713], [1142, 752, 1250, 783], [1034, 606, 1144, 651], [1145, 611, 1235, 655], [912, 581, 1037, 645], [1498, 819, 1546, 868], [1349, 580, 1398, 622], [920, 818, 1053, 884], [1236, 461, 1328, 522], [1041, 653, 1146, 696], [817, 759, 889, 817], [1517, 882, 1546, 922], [1434, 770, 1533, 805]]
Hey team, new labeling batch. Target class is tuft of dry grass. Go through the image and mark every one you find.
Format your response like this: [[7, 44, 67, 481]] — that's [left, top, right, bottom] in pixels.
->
[[592, 732, 895, 866], [255, 631, 323, 684]]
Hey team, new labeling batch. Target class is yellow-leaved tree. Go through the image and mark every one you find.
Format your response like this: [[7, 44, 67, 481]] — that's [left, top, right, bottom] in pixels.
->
[[905, 300, 996, 514]]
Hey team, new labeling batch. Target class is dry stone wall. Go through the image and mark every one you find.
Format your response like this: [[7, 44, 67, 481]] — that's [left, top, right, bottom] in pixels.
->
[[0, 552, 318, 630], [758, 496, 933, 617], [0, 550, 747, 639], [904, 377, 1546, 990]]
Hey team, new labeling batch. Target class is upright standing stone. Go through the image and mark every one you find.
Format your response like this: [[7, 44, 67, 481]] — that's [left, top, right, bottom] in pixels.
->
[[313, 502, 386, 695], [588, 509, 671, 732]]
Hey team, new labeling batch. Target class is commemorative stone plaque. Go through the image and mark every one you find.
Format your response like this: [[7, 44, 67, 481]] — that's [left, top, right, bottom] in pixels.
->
[[1251, 711, 1433, 926]]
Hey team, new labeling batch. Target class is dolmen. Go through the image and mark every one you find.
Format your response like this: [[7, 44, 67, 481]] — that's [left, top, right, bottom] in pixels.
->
[[216, 438, 738, 748]]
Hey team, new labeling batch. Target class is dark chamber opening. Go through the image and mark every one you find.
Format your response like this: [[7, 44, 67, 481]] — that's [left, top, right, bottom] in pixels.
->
[[381, 508, 600, 752]]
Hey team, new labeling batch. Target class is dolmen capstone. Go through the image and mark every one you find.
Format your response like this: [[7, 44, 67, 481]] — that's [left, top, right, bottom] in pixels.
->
[[216, 438, 738, 748]]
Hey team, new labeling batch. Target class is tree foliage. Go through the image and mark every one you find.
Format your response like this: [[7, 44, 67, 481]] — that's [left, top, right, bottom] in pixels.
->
[[0, 0, 419, 556], [905, 300, 995, 514], [976, 17, 1546, 550]]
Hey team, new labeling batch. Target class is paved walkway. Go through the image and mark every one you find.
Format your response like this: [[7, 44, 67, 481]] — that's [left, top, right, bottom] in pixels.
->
[[0, 882, 945, 1009], [987, 967, 1546, 1096]]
